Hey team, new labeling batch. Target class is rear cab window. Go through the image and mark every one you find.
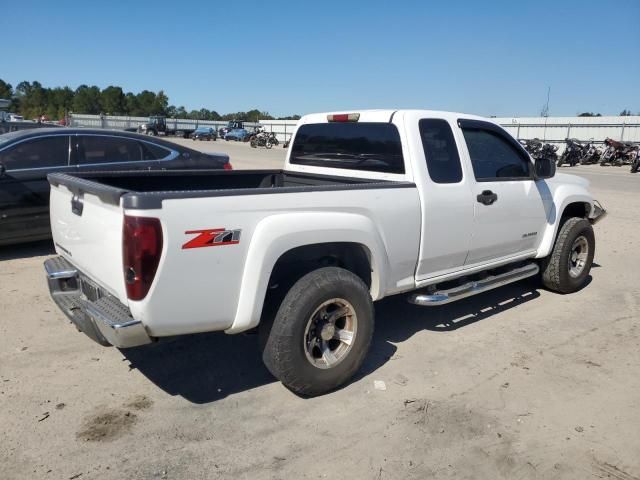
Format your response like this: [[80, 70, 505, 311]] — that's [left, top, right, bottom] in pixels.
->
[[419, 119, 462, 183], [290, 122, 405, 174]]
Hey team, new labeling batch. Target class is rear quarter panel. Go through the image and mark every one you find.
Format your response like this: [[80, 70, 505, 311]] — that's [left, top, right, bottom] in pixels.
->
[[130, 186, 421, 337]]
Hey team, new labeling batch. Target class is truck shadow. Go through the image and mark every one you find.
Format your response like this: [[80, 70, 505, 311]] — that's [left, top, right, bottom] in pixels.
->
[[0, 240, 55, 261], [122, 279, 551, 404]]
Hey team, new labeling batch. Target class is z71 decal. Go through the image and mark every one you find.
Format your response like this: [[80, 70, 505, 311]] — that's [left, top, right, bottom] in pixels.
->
[[182, 228, 242, 249]]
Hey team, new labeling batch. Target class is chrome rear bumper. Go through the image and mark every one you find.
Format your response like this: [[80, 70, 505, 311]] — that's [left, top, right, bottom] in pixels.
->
[[44, 256, 152, 348]]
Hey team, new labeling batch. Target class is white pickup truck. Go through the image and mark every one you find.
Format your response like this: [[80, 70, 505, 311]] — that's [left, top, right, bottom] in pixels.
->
[[44, 110, 606, 396]]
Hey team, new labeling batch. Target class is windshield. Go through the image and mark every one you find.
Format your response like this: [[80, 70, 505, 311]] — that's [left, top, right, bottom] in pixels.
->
[[290, 122, 405, 174], [0, 130, 31, 147]]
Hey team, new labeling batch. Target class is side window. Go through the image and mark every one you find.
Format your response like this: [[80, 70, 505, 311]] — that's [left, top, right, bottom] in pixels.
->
[[140, 141, 171, 160], [78, 136, 144, 165], [419, 119, 462, 183], [0, 136, 69, 170], [462, 128, 531, 180]]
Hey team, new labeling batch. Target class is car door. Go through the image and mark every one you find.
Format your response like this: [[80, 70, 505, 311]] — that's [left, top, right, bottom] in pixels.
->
[[0, 134, 72, 244], [74, 134, 166, 172], [410, 116, 475, 281], [458, 119, 549, 266]]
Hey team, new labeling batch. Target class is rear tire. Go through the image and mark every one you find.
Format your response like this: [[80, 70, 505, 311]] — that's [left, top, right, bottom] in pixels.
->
[[540, 217, 595, 293], [262, 267, 374, 397]]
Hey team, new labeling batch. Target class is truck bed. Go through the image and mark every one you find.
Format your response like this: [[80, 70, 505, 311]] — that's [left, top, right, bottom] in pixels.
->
[[48, 169, 413, 210]]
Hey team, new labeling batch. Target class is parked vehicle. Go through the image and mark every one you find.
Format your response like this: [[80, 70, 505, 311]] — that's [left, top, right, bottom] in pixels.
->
[[250, 131, 277, 149], [225, 128, 250, 141], [0, 116, 57, 135], [191, 127, 217, 141], [519, 138, 557, 164], [44, 110, 605, 396], [580, 141, 601, 165], [218, 120, 247, 140], [0, 128, 231, 246], [540, 143, 558, 164], [518, 138, 543, 158], [557, 139, 585, 167], [626, 144, 639, 172], [598, 138, 638, 167], [138, 116, 195, 138]]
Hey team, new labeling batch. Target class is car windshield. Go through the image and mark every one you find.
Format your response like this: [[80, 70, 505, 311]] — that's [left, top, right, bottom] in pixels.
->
[[0, 130, 32, 147], [195, 128, 209, 133]]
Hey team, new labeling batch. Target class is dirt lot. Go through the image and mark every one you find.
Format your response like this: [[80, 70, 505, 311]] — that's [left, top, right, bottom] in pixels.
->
[[1, 142, 639, 480]]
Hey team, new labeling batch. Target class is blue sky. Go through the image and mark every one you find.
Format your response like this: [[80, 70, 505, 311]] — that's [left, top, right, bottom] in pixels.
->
[[2, 0, 639, 117]]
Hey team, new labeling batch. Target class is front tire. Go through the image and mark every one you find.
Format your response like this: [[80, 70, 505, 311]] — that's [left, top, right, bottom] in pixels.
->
[[540, 217, 595, 293], [262, 267, 374, 397]]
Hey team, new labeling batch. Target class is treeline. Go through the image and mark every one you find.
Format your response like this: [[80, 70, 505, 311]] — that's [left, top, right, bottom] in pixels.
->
[[578, 110, 636, 117], [0, 79, 300, 121]]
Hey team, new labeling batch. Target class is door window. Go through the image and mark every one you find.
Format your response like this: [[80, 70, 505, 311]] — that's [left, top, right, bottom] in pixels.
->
[[419, 119, 462, 183], [141, 141, 171, 160], [0, 136, 69, 170], [462, 128, 531, 180], [78, 136, 144, 164]]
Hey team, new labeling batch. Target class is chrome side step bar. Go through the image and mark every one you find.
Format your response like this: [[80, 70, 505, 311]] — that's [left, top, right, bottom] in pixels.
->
[[408, 262, 539, 306]]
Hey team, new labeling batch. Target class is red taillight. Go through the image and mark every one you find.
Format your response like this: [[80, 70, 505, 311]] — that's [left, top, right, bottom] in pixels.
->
[[224, 161, 233, 170], [327, 113, 360, 122], [123, 215, 163, 301]]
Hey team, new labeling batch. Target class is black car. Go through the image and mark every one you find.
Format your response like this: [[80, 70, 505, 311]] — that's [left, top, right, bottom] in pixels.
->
[[0, 128, 231, 246], [191, 127, 217, 141]]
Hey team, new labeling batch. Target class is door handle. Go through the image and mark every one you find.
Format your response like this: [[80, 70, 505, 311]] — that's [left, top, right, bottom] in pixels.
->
[[476, 190, 498, 206]]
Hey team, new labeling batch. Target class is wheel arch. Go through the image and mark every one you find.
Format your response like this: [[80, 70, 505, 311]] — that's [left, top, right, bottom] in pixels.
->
[[225, 212, 389, 334], [536, 195, 594, 258]]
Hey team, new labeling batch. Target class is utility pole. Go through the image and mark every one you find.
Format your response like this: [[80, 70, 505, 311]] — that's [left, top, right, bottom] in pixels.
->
[[541, 86, 551, 141]]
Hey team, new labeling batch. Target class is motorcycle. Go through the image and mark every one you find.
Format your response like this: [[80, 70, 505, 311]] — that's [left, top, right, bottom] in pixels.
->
[[250, 131, 279, 149], [519, 138, 543, 158], [557, 138, 585, 167], [600, 139, 638, 167], [625, 145, 639, 172], [519, 138, 557, 164], [250, 131, 274, 149], [580, 141, 602, 165]]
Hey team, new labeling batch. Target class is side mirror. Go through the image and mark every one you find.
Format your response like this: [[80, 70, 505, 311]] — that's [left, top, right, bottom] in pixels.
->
[[534, 157, 556, 179], [0, 162, 5, 178]]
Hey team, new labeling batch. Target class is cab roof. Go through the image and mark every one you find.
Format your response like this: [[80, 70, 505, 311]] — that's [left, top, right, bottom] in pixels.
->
[[298, 109, 492, 125]]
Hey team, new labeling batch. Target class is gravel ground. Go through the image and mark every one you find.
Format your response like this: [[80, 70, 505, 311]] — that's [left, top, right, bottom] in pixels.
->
[[1, 144, 639, 479]]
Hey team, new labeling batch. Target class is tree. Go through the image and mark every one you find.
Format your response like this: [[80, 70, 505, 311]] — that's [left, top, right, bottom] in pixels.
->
[[0, 79, 19, 111], [2, 78, 303, 121], [578, 112, 602, 117], [125, 92, 140, 116], [72, 85, 101, 114], [150, 90, 169, 116], [620, 109, 632, 116], [0, 79, 12, 100], [48, 87, 74, 119], [100, 86, 126, 115]]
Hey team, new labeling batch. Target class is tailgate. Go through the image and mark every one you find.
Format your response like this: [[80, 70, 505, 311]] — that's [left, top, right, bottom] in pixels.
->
[[49, 178, 127, 303]]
